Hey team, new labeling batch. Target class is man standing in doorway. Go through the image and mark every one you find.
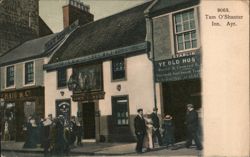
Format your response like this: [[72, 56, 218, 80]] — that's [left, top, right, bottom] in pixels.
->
[[151, 107, 163, 146], [185, 104, 203, 150], [134, 108, 146, 153]]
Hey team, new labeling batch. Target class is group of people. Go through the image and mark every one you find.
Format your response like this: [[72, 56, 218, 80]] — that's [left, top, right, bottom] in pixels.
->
[[23, 114, 83, 156], [134, 104, 202, 153]]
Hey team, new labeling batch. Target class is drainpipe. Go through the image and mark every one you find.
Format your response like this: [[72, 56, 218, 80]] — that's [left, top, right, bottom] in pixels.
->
[[148, 17, 158, 110]]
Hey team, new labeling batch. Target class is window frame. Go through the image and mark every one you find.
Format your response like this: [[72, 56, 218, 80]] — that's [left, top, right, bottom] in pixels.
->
[[111, 57, 126, 82], [111, 95, 130, 127], [57, 68, 68, 88], [173, 8, 199, 53], [24, 61, 35, 85], [5, 65, 15, 88]]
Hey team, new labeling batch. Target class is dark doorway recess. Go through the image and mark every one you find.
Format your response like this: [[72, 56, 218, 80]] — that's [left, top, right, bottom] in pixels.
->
[[162, 79, 201, 142], [82, 102, 95, 139]]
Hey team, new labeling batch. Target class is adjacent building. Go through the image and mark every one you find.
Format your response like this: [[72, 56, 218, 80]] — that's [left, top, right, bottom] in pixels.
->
[[145, 0, 202, 141], [0, 0, 52, 56], [0, 22, 78, 141]]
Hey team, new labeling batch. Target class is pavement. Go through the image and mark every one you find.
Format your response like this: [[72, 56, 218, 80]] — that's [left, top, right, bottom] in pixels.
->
[[1, 141, 202, 156]]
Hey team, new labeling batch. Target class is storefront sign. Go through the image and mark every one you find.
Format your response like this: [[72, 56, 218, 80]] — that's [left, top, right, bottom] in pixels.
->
[[154, 53, 201, 82], [0, 87, 44, 101], [72, 91, 105, 101]]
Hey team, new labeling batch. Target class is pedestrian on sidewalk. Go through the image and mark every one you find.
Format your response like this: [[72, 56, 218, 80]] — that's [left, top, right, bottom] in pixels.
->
[[134, 108, 146, 153], [23, 116, 37, 148], [185, 104, 203, 150], [143, 112, 154, 151], [151, 107, 163, 146], [75, 117, 83, 146], [69, 116, 77, 147], [43, 114, 53, 157], [162, 115, 175, 148]]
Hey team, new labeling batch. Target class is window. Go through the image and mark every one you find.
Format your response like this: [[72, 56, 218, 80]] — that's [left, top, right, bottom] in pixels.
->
[[25, 61, 34, 84], [112, 57, 125, 81], [6, 65, 14, 87], [174, 9, 197, 52], [57, 68, 67, 88], [112, 96, 129, 126]]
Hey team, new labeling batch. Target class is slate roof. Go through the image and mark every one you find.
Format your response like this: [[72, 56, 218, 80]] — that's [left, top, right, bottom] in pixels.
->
[[0, 33, 57, 66], [49, 1, 152, 64], [146, 0, 200, 17]]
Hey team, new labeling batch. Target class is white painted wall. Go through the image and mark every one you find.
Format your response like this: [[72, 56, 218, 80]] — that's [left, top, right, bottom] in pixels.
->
[[44, 68, 78, 117], [99, 53, 161, 116]]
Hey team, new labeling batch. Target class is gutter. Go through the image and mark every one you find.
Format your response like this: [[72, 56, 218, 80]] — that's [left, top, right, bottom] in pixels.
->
[[43, 42, 149, 71]]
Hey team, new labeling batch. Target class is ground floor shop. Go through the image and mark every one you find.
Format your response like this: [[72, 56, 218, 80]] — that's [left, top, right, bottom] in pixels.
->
[[0, 87, 45, 141], [160, 79, 202, 142]]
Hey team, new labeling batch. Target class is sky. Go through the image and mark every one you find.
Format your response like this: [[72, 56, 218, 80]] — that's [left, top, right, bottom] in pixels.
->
[[39, 0, 145, 33]]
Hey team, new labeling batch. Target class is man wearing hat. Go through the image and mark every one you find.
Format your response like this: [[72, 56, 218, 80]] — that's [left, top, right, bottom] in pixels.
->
[[151, 107, 163, 146], [134, 108, 146, 153], [185, 104, 203, 150]]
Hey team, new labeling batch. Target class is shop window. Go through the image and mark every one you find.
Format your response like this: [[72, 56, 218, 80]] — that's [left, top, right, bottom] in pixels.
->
[[174, 9, 198, 52], [112, 57, 125, 81], [57, 68, 67, 88], [23, 101, 35, 122], [25, 61, 34, 84], [6, 65, 14, 87], [112, 96, 129, 126]]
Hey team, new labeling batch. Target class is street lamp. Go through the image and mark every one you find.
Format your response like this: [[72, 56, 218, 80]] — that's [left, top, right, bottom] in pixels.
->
[[67, 74, 78, 91]]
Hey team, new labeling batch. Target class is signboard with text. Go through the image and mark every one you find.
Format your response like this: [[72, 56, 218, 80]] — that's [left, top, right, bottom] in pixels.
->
[[154, 53, 201, 82]]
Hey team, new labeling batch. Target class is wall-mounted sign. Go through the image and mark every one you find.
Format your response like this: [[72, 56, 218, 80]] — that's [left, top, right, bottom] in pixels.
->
[[73, 64, 103, 92], [72, 91, 105, 102], [56, 99, 71, 120], [154, 53, 201, 82]]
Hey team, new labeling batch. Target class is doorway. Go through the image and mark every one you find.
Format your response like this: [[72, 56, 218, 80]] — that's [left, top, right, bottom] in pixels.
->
[[82, 102, 95, 139], [162, 79, 201, 142]]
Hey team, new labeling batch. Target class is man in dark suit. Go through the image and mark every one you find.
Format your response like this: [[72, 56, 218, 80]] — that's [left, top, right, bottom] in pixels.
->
[[134, 108, 146, 153], [185, 104, 203, 150], [151, 107, 163, 146]]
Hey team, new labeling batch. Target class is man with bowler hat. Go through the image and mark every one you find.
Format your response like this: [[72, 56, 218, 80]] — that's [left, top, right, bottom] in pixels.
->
[[185, 104, 203, 150], [134, 108, 146, 153], [151, 107, 163, 146]]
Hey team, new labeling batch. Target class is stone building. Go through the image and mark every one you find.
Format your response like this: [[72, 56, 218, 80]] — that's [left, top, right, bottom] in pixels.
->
[[0, 0, 52, 56]]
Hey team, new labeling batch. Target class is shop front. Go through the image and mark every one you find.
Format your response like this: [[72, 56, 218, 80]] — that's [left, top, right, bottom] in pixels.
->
[[154, 53, 201, 141], [0, 87, 44, 141]]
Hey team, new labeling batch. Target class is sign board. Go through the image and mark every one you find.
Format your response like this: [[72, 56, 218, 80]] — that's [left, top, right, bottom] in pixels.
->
[[154, 53, 201, 82], [56, 100, 71, 120]]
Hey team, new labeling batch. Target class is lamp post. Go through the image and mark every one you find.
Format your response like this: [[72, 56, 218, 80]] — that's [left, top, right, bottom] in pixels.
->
[[0, 98, 5, 151]]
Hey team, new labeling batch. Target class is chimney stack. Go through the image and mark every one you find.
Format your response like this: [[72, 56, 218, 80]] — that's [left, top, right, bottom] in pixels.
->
[[63, 0, 94, 28]]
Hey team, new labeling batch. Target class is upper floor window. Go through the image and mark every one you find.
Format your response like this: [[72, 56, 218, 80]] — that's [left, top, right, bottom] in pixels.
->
[[112, 96, 129, 126], [174, 9, 197, 52], [57, 68, 67, 88], [25, 61, 34, 84], [6, 65, 14, 87], [112, 57, 125, 81]]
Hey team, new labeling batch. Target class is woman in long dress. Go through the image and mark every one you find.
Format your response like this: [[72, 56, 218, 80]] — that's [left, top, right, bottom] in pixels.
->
[[143, 113, 154, 151]]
